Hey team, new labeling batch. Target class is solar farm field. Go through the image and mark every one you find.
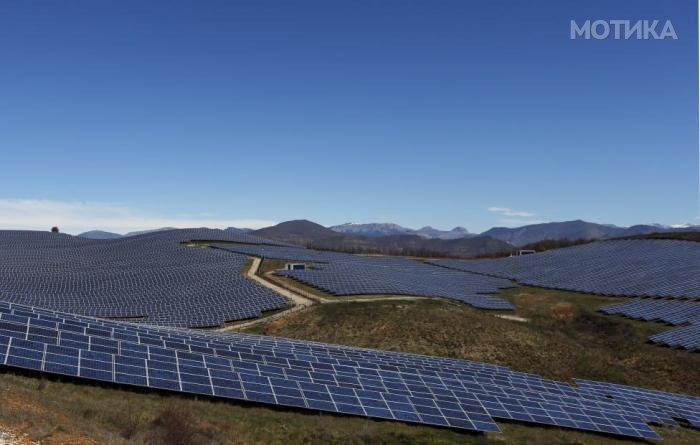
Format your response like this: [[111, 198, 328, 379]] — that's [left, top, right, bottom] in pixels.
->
[[430, 239, 700, 351], [1, 287, 698, 445], [0, 229, 291, 327], [0, 230, 699, 444]]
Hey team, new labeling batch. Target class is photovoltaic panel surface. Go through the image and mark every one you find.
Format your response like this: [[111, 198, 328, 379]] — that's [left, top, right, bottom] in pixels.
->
[[212, 243, 516, 310], [429, 240, 700, 299], [4, 300, 699, 440], [648, 325, 700, 351], [432, 240, 700, 350], [600, 299, 700, 326], [599, 298, 700, 350], [0, 229, 291, 327], [575, 380, 700, 428]]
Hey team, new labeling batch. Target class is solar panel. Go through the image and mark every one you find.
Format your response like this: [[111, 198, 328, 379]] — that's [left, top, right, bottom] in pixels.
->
[[429, 240, 700, 300], [599, 299, 700, 351], [3, 300, 698, 440], [0, 229, 291, 328], [648, 325, 700, 351], [431, 240, 700, 350], [575, 379, 700, 428], [600, 299, 700, 325], [212, 243, 516, 310]]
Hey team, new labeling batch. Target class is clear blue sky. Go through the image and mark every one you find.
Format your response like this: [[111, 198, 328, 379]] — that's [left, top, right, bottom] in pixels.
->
[[0, 0, 697, 234]]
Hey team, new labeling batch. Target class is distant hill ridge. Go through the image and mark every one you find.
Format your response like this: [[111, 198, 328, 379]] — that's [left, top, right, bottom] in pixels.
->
[[77, 227, 177, 239], [332, 220, 699, 246], [78, 219, 700, 254], [251, 220, 509, 258], [330, 222, 474, 239], [481, 220, 697, 246], [77, 230, 123, 240]]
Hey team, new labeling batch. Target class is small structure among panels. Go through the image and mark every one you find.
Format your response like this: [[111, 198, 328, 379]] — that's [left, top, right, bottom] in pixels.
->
[[3, 300, 700, 440]]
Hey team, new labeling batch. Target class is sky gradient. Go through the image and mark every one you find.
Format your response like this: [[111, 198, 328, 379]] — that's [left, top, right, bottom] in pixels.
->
[[0, 0, 697, 234]]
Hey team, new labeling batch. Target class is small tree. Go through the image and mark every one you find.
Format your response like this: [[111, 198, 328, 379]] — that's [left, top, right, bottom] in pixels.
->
[[51, 226, 59, 233]]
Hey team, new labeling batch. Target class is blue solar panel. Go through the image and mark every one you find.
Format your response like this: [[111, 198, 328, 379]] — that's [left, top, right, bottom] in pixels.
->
[[3, 300, 698, 440], [213, 243, 516, 310], [430, 240, 700, 351], [429, 240, 700, 300], [0, 229, 291, 327], [575, 380, 700, 428], [599, 298, 700, 351], [648, 324, 700, 351], [601, 299, 700, 325]]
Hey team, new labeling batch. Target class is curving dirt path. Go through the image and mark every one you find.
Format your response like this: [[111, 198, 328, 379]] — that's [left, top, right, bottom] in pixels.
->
[[218, 256, 521, 331], [246, 257, 313, 307], [217, 257, 313, 331]]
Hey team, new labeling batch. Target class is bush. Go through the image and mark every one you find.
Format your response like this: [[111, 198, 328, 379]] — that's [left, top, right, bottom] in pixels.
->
[[111, 411, 142, 440], [149, 403, 200, 445]]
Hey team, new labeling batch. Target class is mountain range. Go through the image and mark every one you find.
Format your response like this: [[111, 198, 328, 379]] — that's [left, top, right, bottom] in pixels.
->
[[330, 223, 474, 239], [480, 221, 683, 247], [251, 220, 511, 258], [76, 227, 177, 239], [76, 219, 699, 258], [330, 220, 699, 246], [78, 226, 255, 240]]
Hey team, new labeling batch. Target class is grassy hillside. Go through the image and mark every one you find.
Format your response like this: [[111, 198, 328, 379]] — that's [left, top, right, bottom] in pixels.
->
[[1, 286, 698, 444], [247, 287, 700, 395]]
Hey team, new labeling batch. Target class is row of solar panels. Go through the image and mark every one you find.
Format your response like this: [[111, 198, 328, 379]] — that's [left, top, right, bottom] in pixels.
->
[[2, 300, 699, 440], [0, 228, 515, 328], [0, 230, 291, 327], [429, 240, 700, 300], [212, 243, 516, 310], [428, 239, 700, 351], [600, 299, 700, 350]]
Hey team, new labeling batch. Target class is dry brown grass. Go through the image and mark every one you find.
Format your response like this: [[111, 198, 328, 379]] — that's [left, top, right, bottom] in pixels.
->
[[148, 403, 207, 445], [550, 302, 575, 321]]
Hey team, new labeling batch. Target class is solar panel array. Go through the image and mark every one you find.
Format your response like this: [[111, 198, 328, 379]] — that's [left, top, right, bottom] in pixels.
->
[[574, 380, 700, 429], [213, 243, 516, 310], [429, 240, 700, 299], [0, 229, 291, 328], [5, 300, 700, 440], [600, 299, 700, 351], [212, 243, 352, 263], [601, 299, 700, 326], [649, 325, 700, 351]]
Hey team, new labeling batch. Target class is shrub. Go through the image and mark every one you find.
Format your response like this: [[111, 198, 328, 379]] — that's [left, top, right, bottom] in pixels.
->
[[149, 402, 200, 445]]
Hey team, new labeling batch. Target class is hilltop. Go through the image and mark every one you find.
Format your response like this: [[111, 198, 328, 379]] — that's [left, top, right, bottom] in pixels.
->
[[252, 220, 511, 258]]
